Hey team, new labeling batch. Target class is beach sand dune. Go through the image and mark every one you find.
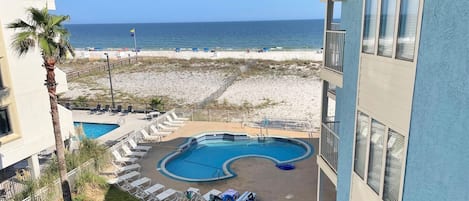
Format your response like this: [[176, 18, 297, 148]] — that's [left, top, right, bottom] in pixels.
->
[[62, 52, 325, 130]]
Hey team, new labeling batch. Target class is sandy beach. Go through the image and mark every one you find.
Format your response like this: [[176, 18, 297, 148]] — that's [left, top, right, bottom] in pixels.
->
[[73, 50, 323, 61], [61, 52, 324, 130]]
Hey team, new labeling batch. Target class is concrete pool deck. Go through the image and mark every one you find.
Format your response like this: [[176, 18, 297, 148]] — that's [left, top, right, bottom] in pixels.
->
[[73, 110, 322, 200]]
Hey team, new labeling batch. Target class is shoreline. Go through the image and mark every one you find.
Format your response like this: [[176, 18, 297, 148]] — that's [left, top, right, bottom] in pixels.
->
[[73, 50, 323, 61]]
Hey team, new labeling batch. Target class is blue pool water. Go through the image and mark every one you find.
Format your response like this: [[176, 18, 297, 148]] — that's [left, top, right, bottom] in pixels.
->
[[158, 133, 313, 182], [73, 122, 119, 139]]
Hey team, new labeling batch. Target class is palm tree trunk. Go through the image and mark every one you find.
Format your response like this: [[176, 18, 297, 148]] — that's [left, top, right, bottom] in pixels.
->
[[45, 59, 72, 201]]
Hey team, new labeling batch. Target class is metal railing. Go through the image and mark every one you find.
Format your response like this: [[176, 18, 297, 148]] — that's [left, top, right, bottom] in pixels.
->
[[320, 120, 339, 172], [324, 30, 346, 73]]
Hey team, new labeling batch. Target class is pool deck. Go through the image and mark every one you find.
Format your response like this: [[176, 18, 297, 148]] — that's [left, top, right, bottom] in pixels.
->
[[73, 110, 323, 201]]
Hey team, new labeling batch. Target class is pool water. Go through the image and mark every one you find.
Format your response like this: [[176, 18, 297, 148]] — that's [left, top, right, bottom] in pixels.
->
[[73, 122, 119, 139], [159, 134, 312, 182]]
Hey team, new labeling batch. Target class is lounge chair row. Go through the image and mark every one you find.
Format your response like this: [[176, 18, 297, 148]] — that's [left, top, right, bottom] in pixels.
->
[[90, 104, 134, 115], [139, 112, 188, 142]]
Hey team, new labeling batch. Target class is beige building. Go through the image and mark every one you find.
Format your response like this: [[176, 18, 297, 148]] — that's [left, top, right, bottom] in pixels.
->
[[0, 0, 74, 178]]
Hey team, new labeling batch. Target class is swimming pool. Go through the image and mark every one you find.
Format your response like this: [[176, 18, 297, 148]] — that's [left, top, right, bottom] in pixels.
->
[[73, 122, 119, 139], [158, 132, 313, 182]]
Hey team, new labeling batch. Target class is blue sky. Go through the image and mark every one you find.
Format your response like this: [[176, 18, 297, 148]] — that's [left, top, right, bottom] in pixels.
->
[[52, 0, 335, 24]]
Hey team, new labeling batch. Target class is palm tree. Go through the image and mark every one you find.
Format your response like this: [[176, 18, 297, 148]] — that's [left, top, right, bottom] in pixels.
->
[[8, 7, 74, 201]]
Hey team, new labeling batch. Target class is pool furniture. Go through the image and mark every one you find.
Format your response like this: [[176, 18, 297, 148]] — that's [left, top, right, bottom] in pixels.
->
[[112, 105, 123, 114], [101, 104, 111, 113], [221, 189, 240, 200], [192, 48, 199, 52], [112, 163, 141, 176], [166, 116, 184, 124], [140, 129, 163, 142], [134, 183, 166, 200], [203, 189, 222, 201], [107, 171, 140, 185], [157, 123, 179, 131], [123, 105, 133, 114], [121, 177, 151, 192], [121, 144, 147, 158], [235, 191, 256, 201], [170, 112, 189, 121], [146, 111, 160, 120], [150, 125, 172, 136], [127, 138, 152, 151], [154, 188, 177, 201], [112, 150, 138, 165], [90, 104, 101, 114], [175, 48, 181, 52]]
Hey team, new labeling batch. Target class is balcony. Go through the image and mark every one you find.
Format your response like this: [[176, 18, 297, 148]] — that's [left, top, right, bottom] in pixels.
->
[[324, 30, 345, 73], [320, 118, 339, 172], [321, 25, 345, 88]]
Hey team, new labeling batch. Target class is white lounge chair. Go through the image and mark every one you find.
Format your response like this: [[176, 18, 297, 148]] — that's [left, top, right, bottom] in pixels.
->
[[112, 163, 141, 176], [134, 183, 165, 200], [163, 120, 183, 128], [170, 112, 189, 121], [107, 171, 140, 185], [140, 129, 162, 142], [112, 150, 138, 165], [203, 189, 222, 201], [121, 144, 147, 158], [150, 125, 172, 136], [235, 191, 256, 201], [121, 177, 152, 192], [157, 123, 178, 131], [153, 188, 177, 201], [128, 138, 152, 152], [166, 115, 184, 124]]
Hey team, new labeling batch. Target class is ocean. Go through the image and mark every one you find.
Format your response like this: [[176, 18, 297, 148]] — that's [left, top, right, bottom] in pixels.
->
[[65, 20, 324, 51]]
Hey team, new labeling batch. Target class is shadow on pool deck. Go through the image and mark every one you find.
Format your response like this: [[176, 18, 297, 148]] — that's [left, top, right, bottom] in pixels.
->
[[137, 136, 318, 201]]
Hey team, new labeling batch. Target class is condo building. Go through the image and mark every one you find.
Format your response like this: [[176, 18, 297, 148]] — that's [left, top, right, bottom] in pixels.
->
[[0, 0, 74, 179], [317, 0, 468, 201]]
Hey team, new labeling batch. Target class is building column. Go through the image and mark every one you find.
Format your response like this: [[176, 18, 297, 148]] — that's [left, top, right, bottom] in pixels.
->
[[27, 154, 41, 179]]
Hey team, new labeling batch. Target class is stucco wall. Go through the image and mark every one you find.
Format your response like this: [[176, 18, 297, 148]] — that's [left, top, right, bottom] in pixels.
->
[[334, 0, 363, 200], [0, 0, 73, 168], [404, 1, 469, 201]]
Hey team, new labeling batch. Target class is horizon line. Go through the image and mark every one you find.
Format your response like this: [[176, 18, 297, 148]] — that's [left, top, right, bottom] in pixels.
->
[[65, 18, 325, 25]]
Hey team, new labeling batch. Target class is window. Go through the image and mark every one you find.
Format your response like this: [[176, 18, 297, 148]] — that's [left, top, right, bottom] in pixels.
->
[[396, 0, 420, 60], [354, 112, 369, 178], [383, 130, 405, 201], [0, 108, 12, 137], [353, 111, 407, 201], [378, 0, 397, 57], [362, 0, 379, 53], [362, 0, 421, 61], [367, 120, 385, 193]]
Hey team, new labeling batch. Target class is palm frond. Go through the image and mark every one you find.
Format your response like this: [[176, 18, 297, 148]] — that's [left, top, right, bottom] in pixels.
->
[[6, 19, 35, 32], [8, 7, 74, 59], [28, 7, 47, 27]]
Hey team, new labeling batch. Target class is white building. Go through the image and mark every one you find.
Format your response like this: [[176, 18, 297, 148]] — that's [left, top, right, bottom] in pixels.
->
[[0, 0, 74, 178]]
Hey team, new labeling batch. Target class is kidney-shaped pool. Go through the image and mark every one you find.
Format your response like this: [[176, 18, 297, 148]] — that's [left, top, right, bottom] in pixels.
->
[[158, 132, 313, 182]]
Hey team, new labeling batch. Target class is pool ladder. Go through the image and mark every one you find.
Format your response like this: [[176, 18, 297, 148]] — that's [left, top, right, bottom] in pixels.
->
[[213, 169, 223, 179], [258, 126, 269, 140]]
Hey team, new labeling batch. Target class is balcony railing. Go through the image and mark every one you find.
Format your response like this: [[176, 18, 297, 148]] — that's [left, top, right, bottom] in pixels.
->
[[324, 30, 346, 73], [320, 120, 339, 172]]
